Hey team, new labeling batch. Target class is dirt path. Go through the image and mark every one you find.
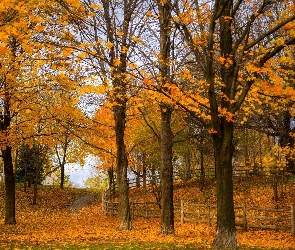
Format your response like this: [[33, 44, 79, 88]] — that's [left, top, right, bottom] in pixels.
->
[[69, 193, 99, 213]]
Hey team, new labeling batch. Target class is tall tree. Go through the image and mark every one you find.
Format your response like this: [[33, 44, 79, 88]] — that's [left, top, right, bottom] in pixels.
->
[[59, 0, 148, 230], [171, 0, 295, 248], [157, 0, 175, 235]]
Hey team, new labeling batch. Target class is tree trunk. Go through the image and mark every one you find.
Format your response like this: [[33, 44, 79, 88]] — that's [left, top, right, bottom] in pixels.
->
[[107, 167, 115, 198], [14, 148, 18, 179], [60, 162, 65, 189], [200, 148, 205, 191], [151, 165, 156, 185], [143, 166, 147, 195], [24, 164, 27, 193], [3, 147, 16, 224], [211, 1, 237, 248], [184, 153, 191, 181], [212, 122, 237, 249], [277, 111, 295, 174], [136, 171, 140, 188], [157, 0, 174, 235], [114, 104, 131, 230], [28, 177, 32, 188], [33, 146, 40, 205], [55, 135, 69, 190], [160, 105, 174, 235]]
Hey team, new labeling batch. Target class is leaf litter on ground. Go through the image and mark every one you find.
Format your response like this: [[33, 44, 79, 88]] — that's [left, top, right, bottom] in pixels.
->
[[1, 177, 295, 249]]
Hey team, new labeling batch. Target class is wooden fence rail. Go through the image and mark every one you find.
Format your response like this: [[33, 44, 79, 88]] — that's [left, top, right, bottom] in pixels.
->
[[180, 201, 295, 236], [102, 194, 295, 235]]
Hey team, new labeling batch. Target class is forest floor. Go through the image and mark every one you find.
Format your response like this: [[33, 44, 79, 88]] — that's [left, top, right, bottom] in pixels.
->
[[0, 177, 295, 249]]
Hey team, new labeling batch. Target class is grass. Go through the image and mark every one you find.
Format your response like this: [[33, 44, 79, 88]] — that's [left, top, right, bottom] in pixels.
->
[[6, 242, 281, 250], [8, 242, 202, 250]]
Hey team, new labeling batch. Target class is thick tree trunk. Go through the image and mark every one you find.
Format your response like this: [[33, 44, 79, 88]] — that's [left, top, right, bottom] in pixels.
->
[[277, 111, 295, 174], [160, 105, 174, 235], [157, 0, 174, 235], [212, 122, 237, 249], [211, 1, 237, 248], [114, 104, 131, 230], [3, 147, 16, 224]]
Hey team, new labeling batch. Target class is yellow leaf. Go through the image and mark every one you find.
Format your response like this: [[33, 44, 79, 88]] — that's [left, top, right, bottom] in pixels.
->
[[218, 57, 226, 63], [0, 46, 7, 55], [116, 30, 124, 36], [121, 46, 128, 54], [113, 58, 121, 67], [106, 41, 113, 49], [89, 4, 102, 9]]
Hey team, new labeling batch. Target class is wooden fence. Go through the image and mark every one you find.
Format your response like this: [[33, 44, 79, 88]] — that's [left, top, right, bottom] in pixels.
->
[[179, 201, 295, 235], [102, 199, 162, 218], [105, 167, 286, 197], [102, 195, 295, 235]]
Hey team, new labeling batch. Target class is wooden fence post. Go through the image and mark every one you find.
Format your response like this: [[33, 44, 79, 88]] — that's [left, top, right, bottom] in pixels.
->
[[208, 205, 211, 226], [291, 204, 295, 236], [181, 200, 184, 224], [243, 202, 247, 232]]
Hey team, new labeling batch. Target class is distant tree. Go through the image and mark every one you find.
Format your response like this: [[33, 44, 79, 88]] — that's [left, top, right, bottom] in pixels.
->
[[85, 176, 102, 189], [50, 171, 70, 187], [15, 144, 47, 191]]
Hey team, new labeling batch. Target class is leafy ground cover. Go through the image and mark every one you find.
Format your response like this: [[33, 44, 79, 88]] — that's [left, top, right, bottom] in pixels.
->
[[1, 177, 295, 249]]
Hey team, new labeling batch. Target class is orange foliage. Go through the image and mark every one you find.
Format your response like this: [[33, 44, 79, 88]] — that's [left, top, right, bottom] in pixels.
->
[[1, 180, 295, 249]]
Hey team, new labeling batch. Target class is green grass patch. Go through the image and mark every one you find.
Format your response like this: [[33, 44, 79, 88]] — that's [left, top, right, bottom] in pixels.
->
[[8, 242, 283, 250]]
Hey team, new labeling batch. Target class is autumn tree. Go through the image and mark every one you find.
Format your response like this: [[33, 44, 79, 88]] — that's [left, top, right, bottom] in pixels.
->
[[46, 0, 151, 229], [0, 0, 89, 221], [163, 0, 295, 248], [15, 144, 47, 189], [0, 0, 47, 224], [154, 0, 175, 235]]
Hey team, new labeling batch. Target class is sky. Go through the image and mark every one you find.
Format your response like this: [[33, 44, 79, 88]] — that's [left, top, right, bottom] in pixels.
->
[[65, 154, 100, 188]]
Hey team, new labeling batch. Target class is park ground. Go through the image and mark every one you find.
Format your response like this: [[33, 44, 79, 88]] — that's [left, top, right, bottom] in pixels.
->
[[1, 177, 295, 249]]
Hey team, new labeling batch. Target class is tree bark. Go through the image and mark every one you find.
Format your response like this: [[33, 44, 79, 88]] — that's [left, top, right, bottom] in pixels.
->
[[1, 78, 16, 224], [277, 111, 295, 174], [101, 0, 135, 230], [211, 1, 237, 248], [24, 163, 27, 192], [212, 122, 236, 249], [200, 148, 205, 191], [33, 146, 40, 205], [114, 104, 131, 230], [184, 153, 191, 181], [143, 166, 147, 195], [136, 171, 140, 188], [160, 105, 174, 234], [3, 147, 16, 224], [55, 134, 69, 190], [60, 162, 65, 189], [157, 0, 174, 235]]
